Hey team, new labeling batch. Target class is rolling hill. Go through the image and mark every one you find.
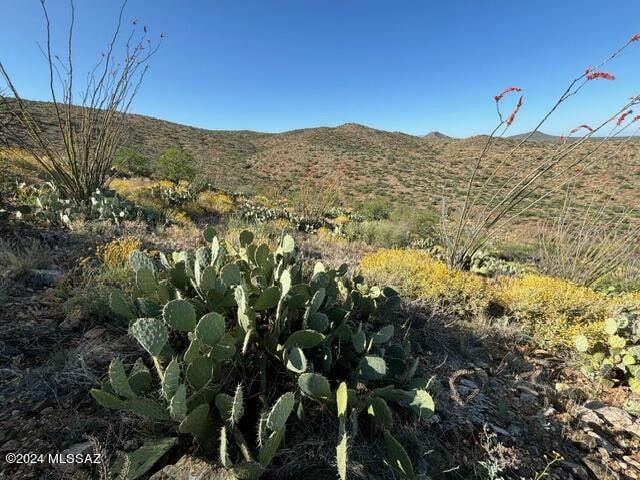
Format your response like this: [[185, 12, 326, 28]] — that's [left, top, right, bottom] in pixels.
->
[[2, 100, 640, 235]]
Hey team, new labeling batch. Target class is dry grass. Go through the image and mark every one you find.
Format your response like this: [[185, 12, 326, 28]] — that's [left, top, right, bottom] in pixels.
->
[[0, 238, 52, 280]]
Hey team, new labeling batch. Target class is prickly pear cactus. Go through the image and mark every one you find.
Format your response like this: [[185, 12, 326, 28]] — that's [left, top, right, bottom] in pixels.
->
[[92, 228, 435, 478], [575, 303, 640, 392]]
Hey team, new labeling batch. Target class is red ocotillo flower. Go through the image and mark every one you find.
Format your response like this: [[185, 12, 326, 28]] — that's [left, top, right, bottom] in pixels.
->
[[631, 33, 640, 42], [617, 110, 633, 126], [506, 95, 523, 126], [570, 124, 594, 134], [586, 71, 615, 81], [632, 115, 640, 123], [494, 86, 522, 102]]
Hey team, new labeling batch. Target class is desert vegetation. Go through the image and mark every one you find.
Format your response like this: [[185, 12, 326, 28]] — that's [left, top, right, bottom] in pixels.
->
[[1, 3, 640, 480]]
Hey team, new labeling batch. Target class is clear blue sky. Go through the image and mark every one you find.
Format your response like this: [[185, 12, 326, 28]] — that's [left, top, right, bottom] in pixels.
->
[[1, 0, 639, 137]]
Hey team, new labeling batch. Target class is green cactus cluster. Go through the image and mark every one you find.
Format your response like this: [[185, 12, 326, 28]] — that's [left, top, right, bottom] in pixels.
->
[[239, 202, 330, 233], [11, 182, 161, 225], [93, 227, 434, 478], [469, 249, 529, 277], [575, 304, 640, 393]]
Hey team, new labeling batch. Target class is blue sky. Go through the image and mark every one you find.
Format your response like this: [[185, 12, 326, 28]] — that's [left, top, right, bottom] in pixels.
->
[[1, 1, 639, 137]]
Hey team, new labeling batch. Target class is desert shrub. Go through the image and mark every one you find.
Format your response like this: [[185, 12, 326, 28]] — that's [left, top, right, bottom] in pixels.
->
[[0, 238, 52, 280], [97, 237, 143, 270], [360, 248, 487, 315], [197, 191, 234, 214], [92, 229, 434, 478], [359, 198, 391, 220], [157, 147, 197, 183], [113, 148, 154, 177], [575, 303, 640, 392], [344, 220, 410, 248], [493, 274, 610, 349]]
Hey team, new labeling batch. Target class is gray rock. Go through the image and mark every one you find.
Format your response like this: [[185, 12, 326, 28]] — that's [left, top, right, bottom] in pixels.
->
[[520, 392, 538, 404], [459, 378, 479, 390], [25, 268, 64, 288], [578, 402, 640, 439], [583, 456, 620, 480]]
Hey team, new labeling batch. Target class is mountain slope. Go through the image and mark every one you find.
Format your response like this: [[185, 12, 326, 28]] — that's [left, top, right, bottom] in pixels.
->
[[2, 100, 640, 229]]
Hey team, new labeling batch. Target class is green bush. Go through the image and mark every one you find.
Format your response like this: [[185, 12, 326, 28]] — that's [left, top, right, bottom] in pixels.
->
[[113, 148, 154, 177], [93, 228, 434, 479], [359, 198, 391, 221], [344, 219, 410, 247], [157, 146, 197, 183]]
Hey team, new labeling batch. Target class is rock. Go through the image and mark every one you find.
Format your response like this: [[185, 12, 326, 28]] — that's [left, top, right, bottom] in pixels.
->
[[459, 379, 479, 390], [25, 268, 64, 288], [560, 461, 589, 480], [40, 407, 54, 415], [51, 441, 93, 473], [489, 423, 510, 436], [516, 381, 539, 397], [577, 402, 640, 439], [0, 439, 20, 452], [585, 429, 616, 454], [520, 392, 538, 404], [583, 456, 620, 480], [84, 327, 106, 340], [625, 455, 640, 470], [149, 455, 232, 480]]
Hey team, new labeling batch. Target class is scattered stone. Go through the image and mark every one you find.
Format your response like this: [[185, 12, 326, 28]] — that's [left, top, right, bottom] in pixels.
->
[[560, 461, 589, 480], [583, 456, 620, 480], [586, 430, 616, 454], [625, 455, 640, 470], [577, 402, 640, 439], [0, 439, 20, 452]]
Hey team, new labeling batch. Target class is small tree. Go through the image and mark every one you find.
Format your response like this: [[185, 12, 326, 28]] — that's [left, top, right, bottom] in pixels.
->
[[113, 148, 153, 177], [0, 0, 161, 201], [157, 146, 196, 183]]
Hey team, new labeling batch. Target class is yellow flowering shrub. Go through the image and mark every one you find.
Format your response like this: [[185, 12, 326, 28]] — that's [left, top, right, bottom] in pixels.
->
[[492, 274, 609, 349], [196, 191, 234, 214], [96, 237, 142, 270], [360, 249, 487, 315]]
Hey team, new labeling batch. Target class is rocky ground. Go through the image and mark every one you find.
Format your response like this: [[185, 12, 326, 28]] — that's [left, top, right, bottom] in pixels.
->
[[0, 221, 639, 480]]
